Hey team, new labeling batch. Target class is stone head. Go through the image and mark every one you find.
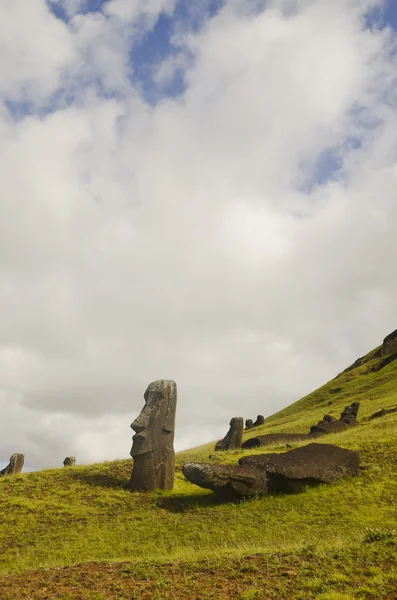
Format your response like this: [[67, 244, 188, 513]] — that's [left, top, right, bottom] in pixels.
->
[[130, 380, 177, 456]]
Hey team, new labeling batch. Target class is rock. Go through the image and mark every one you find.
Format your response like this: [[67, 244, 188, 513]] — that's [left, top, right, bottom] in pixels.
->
[[340, 402, 360, 421], [215, 417, 244, 451], [368, 406, 397, 420], [242, 433, 309, 449], [380, 329, 397, 356], [323, 415, 336, 423], [253, 415, 265, 427], [239, 443, 360, 493], [245, 419, 254, 430], [0, 453, 24, 477], [309, 420, 349, 436], [182, 462, 268, 499], [310, 402, 360, 435], [129, 380, 177, 492], [63, 457, 76, 467]]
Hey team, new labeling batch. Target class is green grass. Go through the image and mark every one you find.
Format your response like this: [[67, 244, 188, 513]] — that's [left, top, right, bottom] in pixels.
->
[[1, 343, 397, 598]]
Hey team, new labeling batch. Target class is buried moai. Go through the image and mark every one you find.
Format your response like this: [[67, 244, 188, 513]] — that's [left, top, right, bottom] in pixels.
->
[[63, 457, 76, 467], [129, 380, 177, 492], [0, 453, 24, 477], [253, 415, 265, 427], [215, 417, 244, 451], [245, 419, 254, 430]]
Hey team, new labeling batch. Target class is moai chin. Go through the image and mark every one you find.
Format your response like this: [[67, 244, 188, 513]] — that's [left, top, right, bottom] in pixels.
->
[[129, 380, 177, 492]]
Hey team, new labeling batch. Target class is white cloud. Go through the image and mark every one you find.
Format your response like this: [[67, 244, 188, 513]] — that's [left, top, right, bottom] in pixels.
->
[[0, 0, 396, 470]]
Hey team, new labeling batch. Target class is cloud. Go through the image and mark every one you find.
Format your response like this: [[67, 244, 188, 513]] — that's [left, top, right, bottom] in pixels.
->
[[0, 0, 396, 469]]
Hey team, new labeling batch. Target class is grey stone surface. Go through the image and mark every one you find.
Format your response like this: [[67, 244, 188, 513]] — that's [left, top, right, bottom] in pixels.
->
[[242, 433, 309, 449], [182, 462, 267, 499], [0, 453, 24, 477], [129, 379, 177, 492], [380, 329, 397, 356], [239, 443, 360, 493], [215, 417, 244, 451]]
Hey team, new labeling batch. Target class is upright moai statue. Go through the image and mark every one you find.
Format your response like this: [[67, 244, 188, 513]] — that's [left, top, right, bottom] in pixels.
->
[[253, 415, 265, 427], [129, 380, 177, 492], [245, 419, 254, 430], [63, 457, 76, 467], [0, 453, 24, 477], [215, 417, 244, 451]]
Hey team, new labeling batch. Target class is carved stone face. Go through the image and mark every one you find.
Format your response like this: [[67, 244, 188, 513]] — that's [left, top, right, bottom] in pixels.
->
[[130, 380, 177, 456]]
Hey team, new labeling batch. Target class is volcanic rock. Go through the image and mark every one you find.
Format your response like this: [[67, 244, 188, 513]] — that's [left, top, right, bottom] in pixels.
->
[[182, 462, 267, 499], [239, 443, 360, 493], [0, 453, 24, 477], [215, 417, 244, 451]]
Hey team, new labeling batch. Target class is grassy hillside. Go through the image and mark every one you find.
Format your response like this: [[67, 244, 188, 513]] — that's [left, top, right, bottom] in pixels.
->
[[1, 344, 397, 599]]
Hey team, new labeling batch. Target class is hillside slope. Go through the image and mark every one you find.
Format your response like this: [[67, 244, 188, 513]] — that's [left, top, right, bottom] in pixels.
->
[[1, 335, 397, 599]]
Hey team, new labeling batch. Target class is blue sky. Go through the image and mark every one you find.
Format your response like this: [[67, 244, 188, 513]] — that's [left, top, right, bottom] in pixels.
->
[[41, 1, 397, 109], [43, 0, 397, 188], [45, 0, 397, 103]]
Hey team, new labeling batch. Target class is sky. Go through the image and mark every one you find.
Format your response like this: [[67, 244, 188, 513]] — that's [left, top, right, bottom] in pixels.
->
[[1, 0, 397, 471]]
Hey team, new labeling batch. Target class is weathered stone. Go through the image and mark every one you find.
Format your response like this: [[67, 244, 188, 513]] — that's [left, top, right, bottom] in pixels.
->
[[215, 417, 243, 451], [380, 329, 397, 356], [129, 379, 177, 492], [242, 433, 309, 449], [309, 420, 349, 436], [323, 415, 336, 423], [240, 443, 360, 493], [368, 406, 397, 420], [245, 419, 254, 430], [253, 415, 265, 427], [340, 402, 360, 421], [63, 457, 76, 467], [0, 454, 24, 477], [182, 462, 268, 499], [310, 402, 359, 435]]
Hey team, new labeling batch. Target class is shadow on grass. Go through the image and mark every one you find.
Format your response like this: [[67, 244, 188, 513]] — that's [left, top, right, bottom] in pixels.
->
[[71, 471, 130, 490], [155, 493, 234, 512]]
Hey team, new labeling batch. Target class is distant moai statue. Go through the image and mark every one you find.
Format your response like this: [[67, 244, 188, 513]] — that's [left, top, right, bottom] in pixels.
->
[[215, 417, 244, 451], [245, 419, 254, 430], [129, 380, 177, 492], [0, 453, 24, 477], [253, 415, 265, 427], [63, 457, 76, 467]]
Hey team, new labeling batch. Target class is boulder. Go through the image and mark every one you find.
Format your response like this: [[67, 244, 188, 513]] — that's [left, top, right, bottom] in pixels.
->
[[215, 417, 244, 451], [0, 453, 24, 477], [323, 415, 336, 423], [309, 420, 349, 436], [380, 329, 397, 356], [182, 462, 268, 499], [242, 433, 309, 449], [245, 419, 254, 430], [253, 415, 265, 427], [239, 443, 360, 493], [310, 402, 360, 435]]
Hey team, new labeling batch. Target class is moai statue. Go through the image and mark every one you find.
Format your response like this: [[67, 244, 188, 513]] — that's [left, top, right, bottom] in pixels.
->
[[245, 419, 254, 430], [253, 415, 265, 427], [215, 417, 244, 451], [63, 457, 76, 467], [129, 380, 177, 492], [0, 453, 24, 477], [340, 402, 360, 425]]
